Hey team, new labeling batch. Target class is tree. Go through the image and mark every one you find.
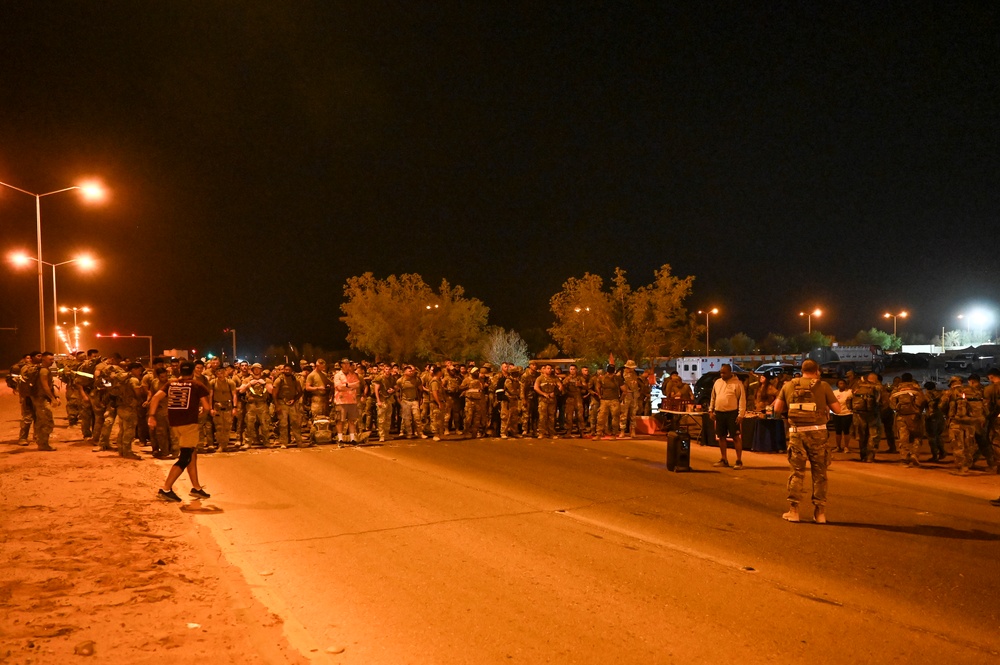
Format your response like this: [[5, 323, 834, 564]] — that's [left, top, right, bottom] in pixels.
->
[[759, 333, 790, 354], [340, 273, 489, 363], [547, 264, 696, 363], [851, 327, 900, 352], [729, 332, 756, 355], [481, 327, 529, 367], [789, 331, 833, 353]]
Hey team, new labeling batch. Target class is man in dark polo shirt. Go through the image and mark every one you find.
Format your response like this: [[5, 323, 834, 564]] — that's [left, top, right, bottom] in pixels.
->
[[147, 361, 212, 502]]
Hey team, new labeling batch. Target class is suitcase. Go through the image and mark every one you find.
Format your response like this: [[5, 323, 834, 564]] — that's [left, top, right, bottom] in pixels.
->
[[666, 427, 691, 472]]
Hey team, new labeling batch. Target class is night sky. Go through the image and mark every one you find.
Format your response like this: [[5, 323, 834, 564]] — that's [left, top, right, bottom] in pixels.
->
[[2, 2, 998, 361]]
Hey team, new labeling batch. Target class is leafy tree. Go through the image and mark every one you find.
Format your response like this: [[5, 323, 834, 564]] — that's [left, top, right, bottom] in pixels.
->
[[548, 264, 696, 363], [789, 331, 833, 353], [481, 327, 529, 367], [942, 330, 961, 349], [759, 333, 790, 354], [729, 332, 756, 355], [851, 327, 900, 352], [341, 273, 489, 363]]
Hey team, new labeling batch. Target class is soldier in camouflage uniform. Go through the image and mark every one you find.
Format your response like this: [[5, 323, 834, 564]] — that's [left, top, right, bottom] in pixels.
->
[[944, 375, 985, 475], [443, 365, 463, 435], [240, 364, 272, 447], [499, 366, 521, 439], [619, 360, 642, 438], [371, 363, 395, 442], [561, 364, 586, 438], [520, 362, 539, 437], [428, 365, 446, 440], [12, 353, 38, 446], [923, 381, 947, 463], [533, 363, 560, 439], [851, 373, 883, 462], [461, 367, 488, 438], [210, 366, 240, 451], [889, 373, 926, 467], [272, 363, 305, 447], [30, 352, 60, 451], [594, 366, 624, 439], [983, 368, 1000, 473], [774, 359, 844, 524], [64, 351, 87, 426], [109, 363, 144, 459], [395, 365, 425, 439]]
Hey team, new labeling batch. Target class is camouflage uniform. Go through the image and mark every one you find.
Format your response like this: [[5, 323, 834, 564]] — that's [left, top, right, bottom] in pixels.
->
[[596, 372, 623, 438], [242, 372, 272, 447], [983, 379, 1000, 471], [64, 356, 86, 426], [395, 372, 423, 438], [619, 366, 642, 436], [500, 371, 521, 438], [273, 372, 304, 447], [561, 371, 586, 437], [112, 372, 142, 457], [13, 360, 35, 445], [520, 366, 539, 437], [946, 381, 985, 474], [429, 376, 445, 439], [211, 374, 239, 450], [923, 387, 947, 462], [534, 370, 560, 438], [31, 363, 58, 451], [889, 380, 926, 466], [372, 370, 394, 442], [461, 371, 488, 437], [850, 380, 882, 462], [782, 377, 836, 510], [443, 370, 463, 434]]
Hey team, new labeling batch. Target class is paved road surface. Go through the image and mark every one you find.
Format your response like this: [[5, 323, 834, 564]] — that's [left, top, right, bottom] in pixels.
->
[[189, 436, 1000, 664]]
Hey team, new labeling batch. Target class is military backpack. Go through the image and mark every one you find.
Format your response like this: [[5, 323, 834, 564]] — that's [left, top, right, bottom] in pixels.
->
[[851, 384, 878, 414], [18, 364, 40, 398], [786, 377, 823, 425]]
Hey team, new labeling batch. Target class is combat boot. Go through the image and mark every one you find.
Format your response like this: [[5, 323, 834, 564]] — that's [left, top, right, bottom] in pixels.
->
[[782, 504, 800, 523], [813, 506, 827, 524]]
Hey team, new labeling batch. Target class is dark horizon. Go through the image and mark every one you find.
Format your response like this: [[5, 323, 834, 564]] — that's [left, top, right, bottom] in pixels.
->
[[2, 3, 998, 361]]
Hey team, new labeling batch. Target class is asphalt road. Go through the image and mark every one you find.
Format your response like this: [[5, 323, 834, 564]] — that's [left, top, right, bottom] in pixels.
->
[[190, 435, 1000, 664]]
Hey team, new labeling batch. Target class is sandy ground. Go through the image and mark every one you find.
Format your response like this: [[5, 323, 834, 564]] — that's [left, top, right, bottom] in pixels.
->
[[0, 389, 308, 665]]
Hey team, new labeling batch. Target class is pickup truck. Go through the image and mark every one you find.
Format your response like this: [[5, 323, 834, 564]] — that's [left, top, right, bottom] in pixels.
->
[[944, 353, 994, 373]]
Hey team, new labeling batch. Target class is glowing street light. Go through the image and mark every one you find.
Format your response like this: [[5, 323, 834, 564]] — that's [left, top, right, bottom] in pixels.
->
[[697, 308, 719, 355], [799, 308, 822, 334], [60, 305, 91, 353], [0, 179, 107, 350], [883, 311, 908, 337], [9, 251, 98, 351]]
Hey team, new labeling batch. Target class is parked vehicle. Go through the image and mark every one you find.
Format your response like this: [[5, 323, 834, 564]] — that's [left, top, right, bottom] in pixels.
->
[[753, 363, 797, 378], [944, 353, 994, 373], [692, 370, 753, 410], [675, 357, 745, 385]]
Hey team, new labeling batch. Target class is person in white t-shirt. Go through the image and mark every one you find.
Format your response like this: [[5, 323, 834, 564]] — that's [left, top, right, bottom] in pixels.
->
[[831, 378, 854, 453]]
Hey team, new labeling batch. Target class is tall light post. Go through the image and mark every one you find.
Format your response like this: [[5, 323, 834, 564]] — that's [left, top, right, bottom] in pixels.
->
[[59, 305, 91, 353], [799, 308, 822, 334], [223, 327, 237, 362], [96, 332, 154, 368], [0, 179, 106, 350], [697, 308, 719, 356], [883, 310, 908, 337], [9, 252, 97, 350]]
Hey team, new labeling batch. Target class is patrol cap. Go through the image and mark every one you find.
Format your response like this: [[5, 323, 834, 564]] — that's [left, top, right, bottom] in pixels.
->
[[624, 360, 637, 369], [251, 363, 262, 369], [470, 367, 479, 375]]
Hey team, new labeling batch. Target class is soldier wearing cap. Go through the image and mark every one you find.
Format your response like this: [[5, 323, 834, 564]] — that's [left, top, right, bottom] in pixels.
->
[[619, 360, 642, 439], [271, 363, 305, 447], [942, 374, 982, 475], [461, 367, 488, 438], [500, 366, 522, 438]]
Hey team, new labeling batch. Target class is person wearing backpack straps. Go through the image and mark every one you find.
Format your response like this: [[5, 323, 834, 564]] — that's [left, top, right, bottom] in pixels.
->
[[773, 359, 844, 524], [30, 352, 61, 451], [983, 368, 1000, 476], [851, 373, 884, 463], [889, 372, 928, 467], [13, 352, 39, 446], [944, 374, 985, 476]]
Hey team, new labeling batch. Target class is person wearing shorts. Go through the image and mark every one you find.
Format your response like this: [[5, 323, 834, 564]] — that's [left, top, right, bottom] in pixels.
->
[[709, 364, 747, 469], [333, 360, 361, 443], [148, 361, 212, 502]]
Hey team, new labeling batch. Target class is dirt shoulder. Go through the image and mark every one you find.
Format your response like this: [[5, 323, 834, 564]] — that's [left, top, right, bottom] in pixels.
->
[[0, 390, 307, 665]]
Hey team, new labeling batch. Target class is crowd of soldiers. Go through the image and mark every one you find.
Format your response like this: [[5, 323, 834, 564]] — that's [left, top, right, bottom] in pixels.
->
[[8, 351, 668, 458]]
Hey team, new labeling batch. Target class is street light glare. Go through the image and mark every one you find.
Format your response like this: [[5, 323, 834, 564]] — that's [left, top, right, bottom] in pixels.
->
[[9, 251, 32, 267], [78, 181, 106, 202], [75, 254, 97, 270]]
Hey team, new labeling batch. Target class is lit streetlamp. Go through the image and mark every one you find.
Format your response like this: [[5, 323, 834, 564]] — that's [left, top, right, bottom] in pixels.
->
[[883, 311, 908, 337], [9, 252, 97, 350], [59, 305, 91, 353], [799, 308, 822, 334], [0, 179, 106, 350], [697, 308, 719, 355], [96, 332, 154, 368]]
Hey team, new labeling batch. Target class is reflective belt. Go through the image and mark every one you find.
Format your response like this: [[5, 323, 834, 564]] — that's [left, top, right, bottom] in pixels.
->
[[788, 424, 827, 433]]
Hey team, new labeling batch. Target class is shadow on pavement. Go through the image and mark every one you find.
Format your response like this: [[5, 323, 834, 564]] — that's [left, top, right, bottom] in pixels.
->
[[833, 522, 1000, 541]]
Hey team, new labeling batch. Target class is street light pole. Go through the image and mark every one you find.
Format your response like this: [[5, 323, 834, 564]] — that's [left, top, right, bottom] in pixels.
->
[[9, 254, 97, 352], [800, 308, 822, 334], [0, 180, 105, 350], [883, 311, 908, 337], [698, 308, 718, 356], [224, 327, 237, 362]]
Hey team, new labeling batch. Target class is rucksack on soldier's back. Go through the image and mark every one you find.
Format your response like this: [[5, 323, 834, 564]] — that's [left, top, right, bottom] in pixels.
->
[[18, 364, 40, 397], [851, 384, 877, 413], [892, 390, 922, 416], [787, 377, 822, 424]]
